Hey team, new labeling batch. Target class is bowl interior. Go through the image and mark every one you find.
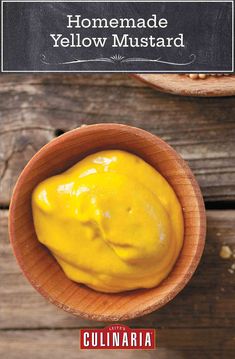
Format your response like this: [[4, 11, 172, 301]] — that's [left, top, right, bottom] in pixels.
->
[[9, 124, 206, 321]]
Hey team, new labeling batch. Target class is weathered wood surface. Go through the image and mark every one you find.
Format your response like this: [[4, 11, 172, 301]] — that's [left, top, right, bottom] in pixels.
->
[[1, 210, 235, 357], [0, 74, 235, 358], [0, 74, 235, 205], [1, 329, 234, 359]]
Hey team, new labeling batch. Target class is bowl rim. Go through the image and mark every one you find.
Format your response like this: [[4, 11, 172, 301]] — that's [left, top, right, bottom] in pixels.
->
[[8, 123, 206, 321]]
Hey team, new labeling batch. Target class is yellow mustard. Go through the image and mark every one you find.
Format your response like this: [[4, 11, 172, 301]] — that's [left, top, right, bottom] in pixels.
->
[[32, 150, 184, 293]]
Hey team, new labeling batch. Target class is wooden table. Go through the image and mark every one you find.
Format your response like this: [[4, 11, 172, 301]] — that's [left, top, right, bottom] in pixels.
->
[[0, 74, 235, 359]]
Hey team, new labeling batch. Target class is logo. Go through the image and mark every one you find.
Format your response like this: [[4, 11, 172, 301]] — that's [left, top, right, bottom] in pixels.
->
[[80, 324, 156, 350]]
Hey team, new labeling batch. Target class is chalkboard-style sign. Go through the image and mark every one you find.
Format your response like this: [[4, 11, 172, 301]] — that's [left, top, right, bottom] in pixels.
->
[[1, 1, 234, 73]]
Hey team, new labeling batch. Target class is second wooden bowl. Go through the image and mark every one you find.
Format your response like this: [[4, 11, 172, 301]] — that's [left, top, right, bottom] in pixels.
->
[[134, 74, 235, 97], [9, 124, 206, 321]]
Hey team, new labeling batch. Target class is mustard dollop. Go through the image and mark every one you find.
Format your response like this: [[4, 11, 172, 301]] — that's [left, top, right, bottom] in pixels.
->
[[32, 150, 184, 293]]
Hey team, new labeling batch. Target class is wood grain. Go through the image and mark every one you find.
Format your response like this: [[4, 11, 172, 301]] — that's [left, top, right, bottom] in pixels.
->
[[135, 74, 235, 97], [0, 328, 234, 359], [1, 210, 235, 329], [1, 209, 234, 359], [0, 73, 235, 358], [0, 74, 235, 205]]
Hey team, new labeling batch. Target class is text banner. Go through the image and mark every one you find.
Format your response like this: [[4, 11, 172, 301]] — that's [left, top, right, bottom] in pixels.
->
[[1, 1, 234, 73]]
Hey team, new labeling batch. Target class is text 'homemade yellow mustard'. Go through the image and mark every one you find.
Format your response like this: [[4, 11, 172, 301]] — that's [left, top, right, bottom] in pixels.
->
[[32, 150, 184, 293]]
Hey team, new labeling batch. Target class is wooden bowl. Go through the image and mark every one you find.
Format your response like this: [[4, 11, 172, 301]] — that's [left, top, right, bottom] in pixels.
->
[[134, 74, 235, 97], [9, 124, 206, 321]]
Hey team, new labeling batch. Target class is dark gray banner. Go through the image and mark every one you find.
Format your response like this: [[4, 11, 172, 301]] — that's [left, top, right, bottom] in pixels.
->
[[1, 1, 234, 73]]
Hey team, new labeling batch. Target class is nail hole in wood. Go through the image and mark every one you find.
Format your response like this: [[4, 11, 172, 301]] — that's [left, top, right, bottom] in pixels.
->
[[54, 129, 65, 137]]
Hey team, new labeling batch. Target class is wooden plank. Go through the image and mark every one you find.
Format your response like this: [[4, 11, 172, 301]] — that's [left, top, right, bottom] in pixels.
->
[[0, 73, 144, 87], [1, 209, 235, 329], [0, 74, 235, 205], [0, 329, 234, 359]]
